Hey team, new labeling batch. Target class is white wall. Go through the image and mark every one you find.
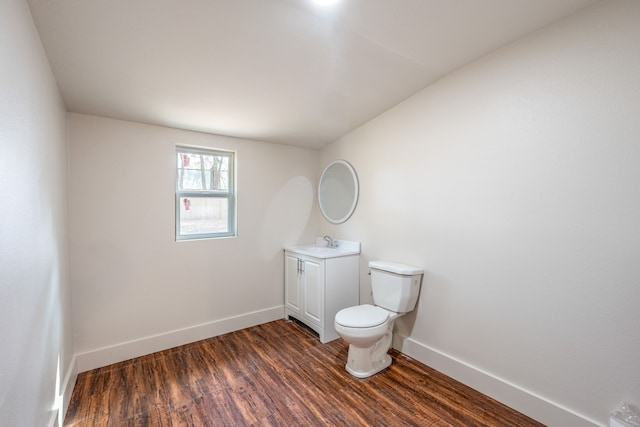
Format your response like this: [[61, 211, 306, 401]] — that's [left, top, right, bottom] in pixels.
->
[[68, 114, 320, 370], [0, 1, 74, 426], [321, 1, 640, 425]]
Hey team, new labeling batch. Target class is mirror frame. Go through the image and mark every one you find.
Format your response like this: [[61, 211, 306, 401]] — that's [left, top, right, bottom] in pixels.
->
[[318, 160, 359, 224]]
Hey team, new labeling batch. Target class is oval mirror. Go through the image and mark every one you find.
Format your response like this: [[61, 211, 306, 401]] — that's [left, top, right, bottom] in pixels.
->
[[318, 160, 359, 224]]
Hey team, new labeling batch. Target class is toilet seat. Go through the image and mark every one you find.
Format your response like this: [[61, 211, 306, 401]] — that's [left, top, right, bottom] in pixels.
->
[[335, 304, 389, 328]]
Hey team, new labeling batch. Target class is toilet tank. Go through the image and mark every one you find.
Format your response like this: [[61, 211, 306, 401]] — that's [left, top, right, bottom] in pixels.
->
[[369, 261, 423, 313]]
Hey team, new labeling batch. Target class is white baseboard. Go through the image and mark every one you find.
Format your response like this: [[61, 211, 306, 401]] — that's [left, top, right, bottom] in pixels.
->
[[61, 355, 78, 424], [394, 335, 605, 427], [48, 354, 78, 427], [47, 410, 58, 427], [76, 306, 284, 372]]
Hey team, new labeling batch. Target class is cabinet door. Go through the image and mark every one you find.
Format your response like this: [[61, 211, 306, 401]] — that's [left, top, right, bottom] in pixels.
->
[[302, 258, 323, 327], [284, 252, 301, 312]]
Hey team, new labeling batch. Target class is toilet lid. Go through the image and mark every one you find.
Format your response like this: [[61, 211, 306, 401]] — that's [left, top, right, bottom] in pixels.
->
[[335, 304, 389, 328]]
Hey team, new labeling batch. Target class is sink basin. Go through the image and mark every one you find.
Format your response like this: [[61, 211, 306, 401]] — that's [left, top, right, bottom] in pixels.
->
[[284, 239, 360, 259]]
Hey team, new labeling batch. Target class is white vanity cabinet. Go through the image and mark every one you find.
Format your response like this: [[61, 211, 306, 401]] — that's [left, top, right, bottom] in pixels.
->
[[284, 249, 359, 343]]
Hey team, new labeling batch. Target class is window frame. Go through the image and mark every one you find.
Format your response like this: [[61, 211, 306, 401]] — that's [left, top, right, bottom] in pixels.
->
[[175, 146, 236, 241]]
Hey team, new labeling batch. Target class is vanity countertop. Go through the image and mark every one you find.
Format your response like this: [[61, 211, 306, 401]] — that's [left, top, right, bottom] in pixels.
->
[[284, 238, 360, 259]]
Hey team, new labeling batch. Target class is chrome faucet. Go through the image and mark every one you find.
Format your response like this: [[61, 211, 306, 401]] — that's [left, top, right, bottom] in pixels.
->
[[323, 235, 338, 248]]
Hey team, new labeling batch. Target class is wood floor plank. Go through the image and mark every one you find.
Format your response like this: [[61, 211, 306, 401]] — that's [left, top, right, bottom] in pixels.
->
[[64, 319, 545, 426]]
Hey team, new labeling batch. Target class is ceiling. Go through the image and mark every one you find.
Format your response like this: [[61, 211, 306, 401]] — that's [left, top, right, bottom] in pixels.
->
[[27, 0, 598, 149]]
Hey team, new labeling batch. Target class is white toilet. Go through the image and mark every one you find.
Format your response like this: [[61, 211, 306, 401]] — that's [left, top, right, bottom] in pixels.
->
[[334, 260, 423, 378]]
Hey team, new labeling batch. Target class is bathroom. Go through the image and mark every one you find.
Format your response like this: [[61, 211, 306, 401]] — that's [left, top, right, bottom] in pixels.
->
[[3, 1, 640, 426]]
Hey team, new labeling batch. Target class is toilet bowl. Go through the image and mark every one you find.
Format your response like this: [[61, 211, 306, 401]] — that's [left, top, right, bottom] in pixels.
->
[[334, 261, 423, 378], [334, 304, 400, 378]]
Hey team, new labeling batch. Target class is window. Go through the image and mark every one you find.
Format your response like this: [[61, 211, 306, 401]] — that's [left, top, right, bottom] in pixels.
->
[[176, 146, 235, 240]]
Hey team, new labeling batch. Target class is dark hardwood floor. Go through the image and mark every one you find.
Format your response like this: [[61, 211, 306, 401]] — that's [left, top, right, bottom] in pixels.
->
[[64, 319, 544, 426]]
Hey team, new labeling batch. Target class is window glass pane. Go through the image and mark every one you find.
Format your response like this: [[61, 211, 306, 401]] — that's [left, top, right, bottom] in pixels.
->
[[177, 151, 230, 192], [179, 196, 229, 235], [177, 152, 204, 191], [181, 169, 204, 190], [206, 155, 229, 191]]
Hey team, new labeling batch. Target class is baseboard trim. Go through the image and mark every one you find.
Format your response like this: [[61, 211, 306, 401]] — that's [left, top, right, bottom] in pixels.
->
[[76, 306, 285, 372], [61, 355, 77, 424], [48, 354, 78, 427], [394, 336, 604, 427], [47, 409, 58, 427]]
